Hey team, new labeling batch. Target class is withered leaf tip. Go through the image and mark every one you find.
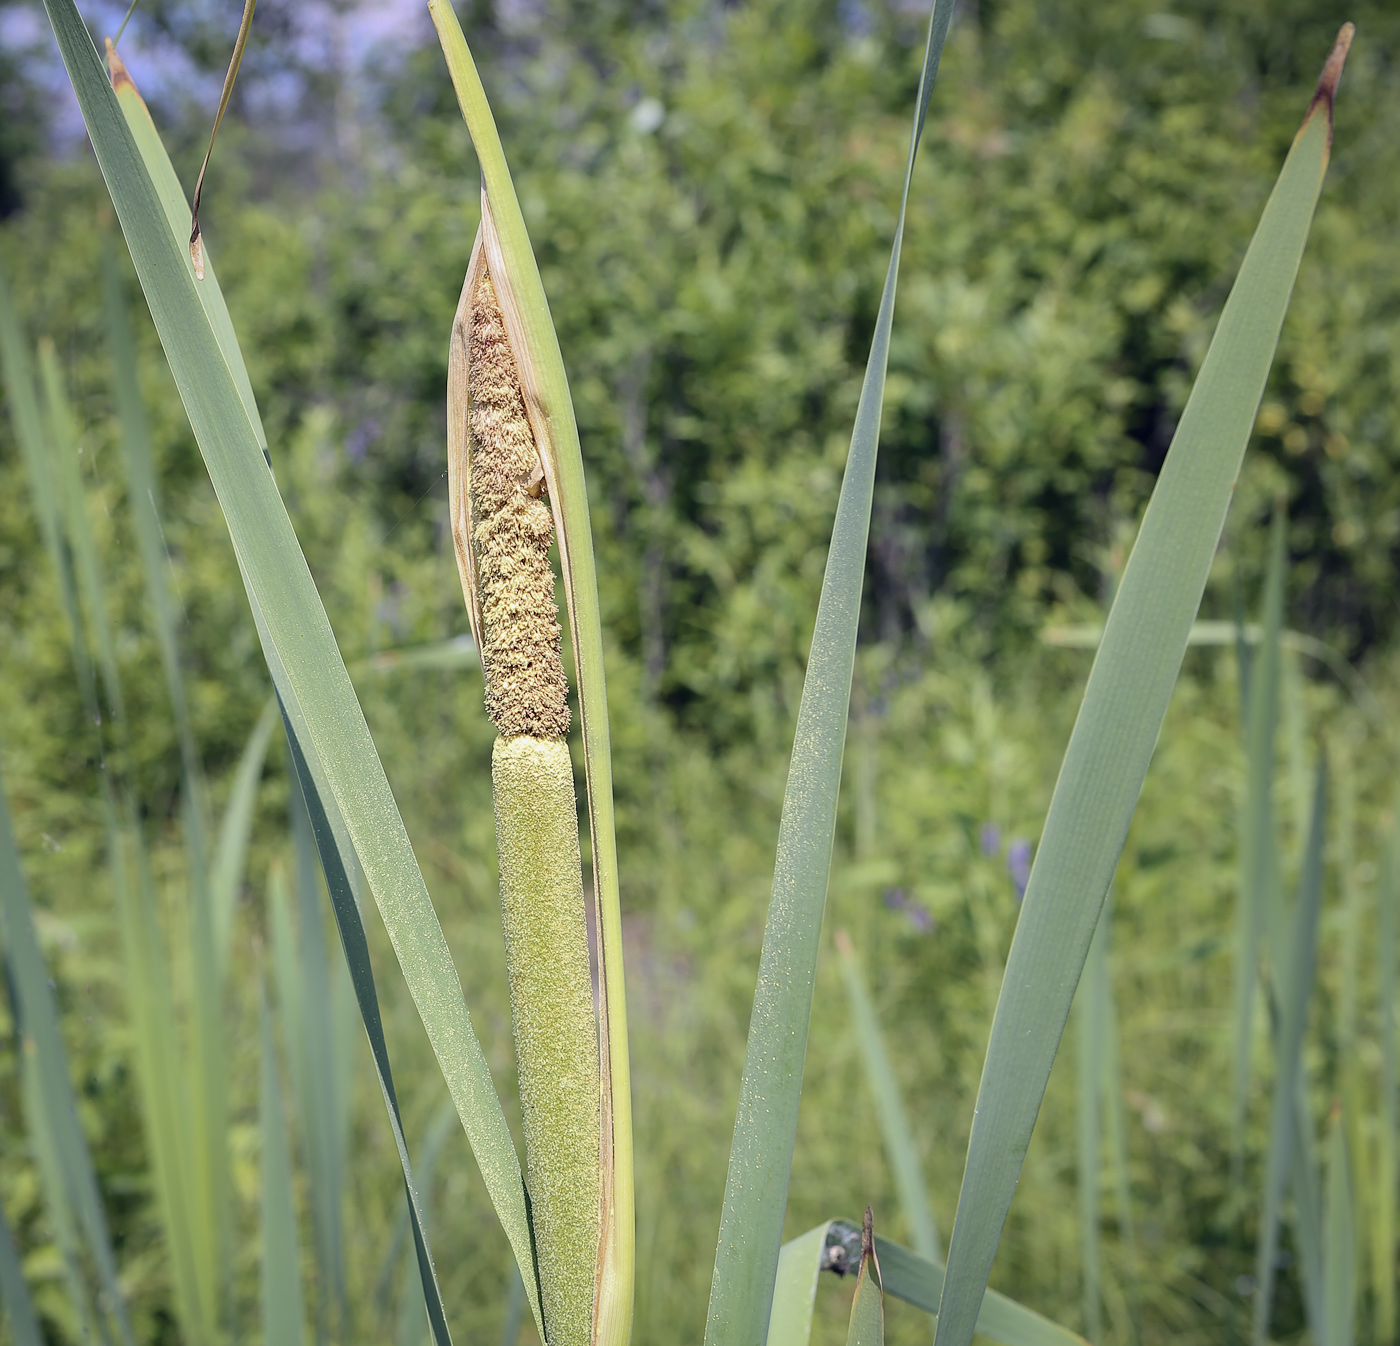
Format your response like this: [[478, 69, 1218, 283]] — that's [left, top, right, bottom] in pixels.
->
[[1307, 22, 1355, 146]]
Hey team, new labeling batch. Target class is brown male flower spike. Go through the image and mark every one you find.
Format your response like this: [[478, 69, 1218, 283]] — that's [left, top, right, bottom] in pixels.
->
[[467, 271, 571, 740]]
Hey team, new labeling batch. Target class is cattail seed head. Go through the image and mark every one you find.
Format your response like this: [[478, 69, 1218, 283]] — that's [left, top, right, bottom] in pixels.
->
[[469, 270, 571, 739]]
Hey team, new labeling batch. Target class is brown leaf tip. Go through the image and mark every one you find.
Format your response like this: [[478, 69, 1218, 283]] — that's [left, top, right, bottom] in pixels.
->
[[1307, 22, 1355, 139], [860, 1206, 882, 1287], [104, 37, 135, 92]]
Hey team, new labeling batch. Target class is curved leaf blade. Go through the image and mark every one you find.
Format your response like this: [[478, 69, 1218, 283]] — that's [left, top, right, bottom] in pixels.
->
[[0, 1190, 43, 1346], [932, 29, 1352, 1346], [701, 4, 954, 1340], [765, 1223, 1086, 1346], [1253, 756, 1327, 1345], [261, 982, 308, 1346], [1230, 510, 1286, 1174], [835, 932, 940, 1262], [40, 5, 540, 1335], [0, 766, 134, 1346], [765, 1222, 834, 1346]]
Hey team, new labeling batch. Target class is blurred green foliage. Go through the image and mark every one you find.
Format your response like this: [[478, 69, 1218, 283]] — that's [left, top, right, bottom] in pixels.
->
[[1, 0, 1399, 1342]]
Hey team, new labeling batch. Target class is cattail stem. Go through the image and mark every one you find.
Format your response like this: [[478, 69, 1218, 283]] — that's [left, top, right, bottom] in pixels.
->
[[493, 735, 600, 1346]]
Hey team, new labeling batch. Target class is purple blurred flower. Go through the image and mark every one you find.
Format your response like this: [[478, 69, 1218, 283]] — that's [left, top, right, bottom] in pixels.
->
[[1007, 839, 1032, 901], [979, 821, 1002, 857], [905, 902, 936, 934], [882, 887, 935, 933], [345, 418, 380, 464]]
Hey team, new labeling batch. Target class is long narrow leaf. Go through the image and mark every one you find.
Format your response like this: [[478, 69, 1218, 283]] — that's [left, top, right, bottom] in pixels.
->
[[875, 1237, 1087, 1346], [500, 1263, 527, 1346], [16, 1042, 94, 1341], [1288, 1074, 1325, 1342], [280, 717, 454, 1346], [290, 781, 349, 1343], [1231, 509, 1286, 1169], [1324, 1105, 1356, 1346], [1096, 899, 1136, 1266], [1376, 818, 1398, 1340], [699, 5, 953, 1339], [765, 1222, 1085, 1346], [0, 1188, 43, 1346], [101, 240, 211, 857], [261, 983, 308, 1346], [42, 10, 542, 1335], [766, 1223, 832, 1346], [845, 1215, 883, 1346], [0, 765, 133, 1346], [0, 260, 96, 724], [1075, 916, 1106, 1344], [115, 816, 214, 1342], [1282, 652, 1312, 867], [835, 932, 940, 1262], [37, 341, 126, 729], [1253, 756, 1327, 1344], [930, 33, 1352, 1346], [210, 698, 278, 971], [395, 1100, 459, 1346]]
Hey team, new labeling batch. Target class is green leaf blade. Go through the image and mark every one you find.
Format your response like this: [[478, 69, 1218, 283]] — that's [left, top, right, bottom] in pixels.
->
[[261, 985, 308, 1346], [875, 1237, 1087, 1346], [0, 766, 134, 1346], [765, 1222, 835, 1346], [1375, 820, 1399, 1341], [701, 5, 954, 1340], [835, 933, 940, 1262], [931, 35, 1349, 1346], [1252, 756, 1327, 1345], [41, 6, 541, 1335], [1230, 509, 1286, 1171], [0, 1187, 44, 1346], [845, 1219, 883, 1346], [765, 1223, 1085, 1346], [1324, 1107, 1356, 1346]]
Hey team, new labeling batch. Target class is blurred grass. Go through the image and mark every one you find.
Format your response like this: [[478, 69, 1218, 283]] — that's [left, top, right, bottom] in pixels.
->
[[3, 440, 1399, 1343], [6, 342, 1400, 1339], [4, 319, 1399, 1340]]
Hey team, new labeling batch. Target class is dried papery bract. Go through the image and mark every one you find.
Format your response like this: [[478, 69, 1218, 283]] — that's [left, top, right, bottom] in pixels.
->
[[450, 228, 601, 1346]]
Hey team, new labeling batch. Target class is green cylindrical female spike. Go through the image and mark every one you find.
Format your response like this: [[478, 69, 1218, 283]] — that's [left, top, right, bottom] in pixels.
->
[[465, 265, 600, 1346], [492, 735, 598, 1345]]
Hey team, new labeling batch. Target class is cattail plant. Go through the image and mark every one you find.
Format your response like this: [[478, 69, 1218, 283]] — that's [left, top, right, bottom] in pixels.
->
[[447, 220, 601, 1346], [9, 2, 1370, 1345]]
